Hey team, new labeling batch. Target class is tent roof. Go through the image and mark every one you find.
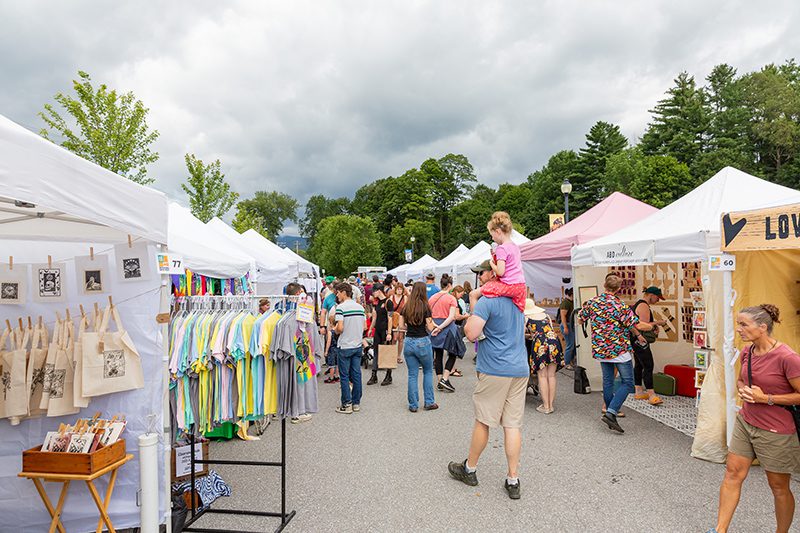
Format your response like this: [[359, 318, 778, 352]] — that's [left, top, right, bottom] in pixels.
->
[[521, 192, 657, 261], [167, 203, 252, 279], [572, 167, 800, 266], [452, 241, 492, 272], [510, 229, 530, 244], [0, 114, 168, 243], [280, 245, 319, 276], [434, 244, 470, 270]]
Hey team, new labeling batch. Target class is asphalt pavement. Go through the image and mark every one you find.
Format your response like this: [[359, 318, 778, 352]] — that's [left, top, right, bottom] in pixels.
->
[[193, 353, 795, 533]]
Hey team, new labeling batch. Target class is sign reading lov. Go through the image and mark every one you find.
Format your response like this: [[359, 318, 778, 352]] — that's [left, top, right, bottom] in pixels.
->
[[721, 203, 800, 252], [591, 241, 655, 266]]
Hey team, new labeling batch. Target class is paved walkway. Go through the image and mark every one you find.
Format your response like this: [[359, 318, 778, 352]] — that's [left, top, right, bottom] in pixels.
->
[[197, 356, 795, 532]]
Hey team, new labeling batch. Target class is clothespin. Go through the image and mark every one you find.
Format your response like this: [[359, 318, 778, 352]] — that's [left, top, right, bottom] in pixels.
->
[[8, 256, 12, 271], [109, 415, 118, 423], [92, 412, 101, 422], [47, 255, 52, 268], [89, 247, 94, 261], [127, 235, 133, 248], [38, 316, 43, 327], [27, 316, 32, 329], [108, 295, 114, 308], [5, 319, 11, 331], [79, 304, 86, 318], [94, 302, 100, 317], [55, 311, 62, 323], [65, 308, 71, 322], [18, 318, 23, 331]]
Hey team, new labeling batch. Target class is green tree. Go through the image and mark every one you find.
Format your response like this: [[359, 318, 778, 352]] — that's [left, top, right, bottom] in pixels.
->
[[524, 150, 581, 237], [232, 191, 299, 240], [299, 194, 351, 244], [447, 184, 497, 249], [39, 71, 160, 185], [640, 72, 710, 170], [181, 154, 239, 222], [605, 148, 693, 208], [495, 183, 533, 234], [388, 219, 435, 264], [741, 62, 800, 182], [309, 215, 382, 276], [423, 154, 477, 253], [574, 121, 628, 213]]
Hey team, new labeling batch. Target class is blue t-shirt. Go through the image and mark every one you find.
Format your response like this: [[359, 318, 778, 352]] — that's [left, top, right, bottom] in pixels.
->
[[472, 297, 528, 378], [426, 284, 440, 299], [322, 293, 337, 312]]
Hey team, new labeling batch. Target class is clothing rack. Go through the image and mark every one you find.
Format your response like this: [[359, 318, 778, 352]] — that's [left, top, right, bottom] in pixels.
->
[[180, 293, 300, 533]]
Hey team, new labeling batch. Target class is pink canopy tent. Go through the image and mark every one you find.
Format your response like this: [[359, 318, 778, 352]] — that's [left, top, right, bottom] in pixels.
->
[[521, 192, 657, 302]]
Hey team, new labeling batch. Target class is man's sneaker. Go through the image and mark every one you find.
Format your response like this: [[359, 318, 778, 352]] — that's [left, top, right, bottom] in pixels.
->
[[448, 460, 478, 486], [439, 378, 455, 393], [335, 404, 353, 415], [602, 413, 624, 433], [352, 404, 360, 413], [423, 403, 439, 411], [437, 381, 444, 391], [504, 479, 521, 500], [297, 413, 312, 422]]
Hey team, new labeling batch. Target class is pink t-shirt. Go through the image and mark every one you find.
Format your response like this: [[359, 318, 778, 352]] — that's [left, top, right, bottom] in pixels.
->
[[740, 344, 800, 434], [494, 242, 525, 285], [429, 292, 458, 319]]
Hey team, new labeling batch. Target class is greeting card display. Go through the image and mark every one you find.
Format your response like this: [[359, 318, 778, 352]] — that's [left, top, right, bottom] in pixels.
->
[[0, 264, 27, 305], [114, 242, 152, 283], [693, 350, 709, 369], [32, 263, 67, 303], [693, 330, 708, 349], [74, 254, 110, 295], [692, 310, 706, 330]]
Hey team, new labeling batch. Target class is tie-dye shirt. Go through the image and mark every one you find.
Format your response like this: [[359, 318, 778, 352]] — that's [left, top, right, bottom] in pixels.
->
[[577, 292, 639, 360]]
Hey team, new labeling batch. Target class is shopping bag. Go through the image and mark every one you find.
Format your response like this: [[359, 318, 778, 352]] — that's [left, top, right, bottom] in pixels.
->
[[81, 305, 144, 397], [1, 326, 31, 423], [47, 319, 79, 417], [72, 314, 92, 409], [26, 323, 49, 418], [39, 318, 62, 410], [377, 343, 398, 369]]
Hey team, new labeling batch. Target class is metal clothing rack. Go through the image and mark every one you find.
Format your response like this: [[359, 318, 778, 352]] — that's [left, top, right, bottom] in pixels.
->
[[179, 293, 302, 533]]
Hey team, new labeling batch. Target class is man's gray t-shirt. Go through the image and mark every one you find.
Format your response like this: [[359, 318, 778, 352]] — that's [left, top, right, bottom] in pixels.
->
[[335, 299, 366, 350]]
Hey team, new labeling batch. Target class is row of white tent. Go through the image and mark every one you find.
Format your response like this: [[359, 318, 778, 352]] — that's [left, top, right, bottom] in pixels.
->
[[387, 230, 529, 285]]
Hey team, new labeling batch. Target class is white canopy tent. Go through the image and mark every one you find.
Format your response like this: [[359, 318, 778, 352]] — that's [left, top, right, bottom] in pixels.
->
[[510, 229, 530, 245], [168, 203, 252, 279], [0, 114, 168, 530], [452, 241, 492, 285], [570, 167, 800, 461], [399, 254, 439, 283], [433, 244, 469, 279]]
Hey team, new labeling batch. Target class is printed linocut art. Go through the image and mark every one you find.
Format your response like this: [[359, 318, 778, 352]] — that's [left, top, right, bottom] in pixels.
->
[[32, 263, 67, 303], [0, 264, 27, 305]]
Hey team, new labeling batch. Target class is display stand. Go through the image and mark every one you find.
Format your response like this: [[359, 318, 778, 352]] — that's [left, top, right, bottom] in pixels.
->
[[19, 454, 134, 533], [176, 294, 301, 533], [182, 418, 295, 533]]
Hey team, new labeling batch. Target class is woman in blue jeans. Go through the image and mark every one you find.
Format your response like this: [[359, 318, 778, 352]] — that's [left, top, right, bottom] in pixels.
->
[[399, 282, 438, 412]]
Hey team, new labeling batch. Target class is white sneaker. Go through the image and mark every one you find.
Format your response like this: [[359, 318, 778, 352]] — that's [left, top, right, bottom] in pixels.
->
[[352, 404, 360, 413]]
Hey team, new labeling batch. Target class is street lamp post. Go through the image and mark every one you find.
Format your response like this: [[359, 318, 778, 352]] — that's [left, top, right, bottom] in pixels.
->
[[561, 179, 573, 223], [410, 236, 415, 261]]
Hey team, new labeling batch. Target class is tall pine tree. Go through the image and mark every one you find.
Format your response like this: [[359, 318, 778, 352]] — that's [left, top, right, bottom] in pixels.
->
[[573, 121, 627, 214]]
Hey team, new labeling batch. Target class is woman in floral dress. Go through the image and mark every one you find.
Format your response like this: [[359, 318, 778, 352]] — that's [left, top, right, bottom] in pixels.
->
[[525, 299, 564, 414]]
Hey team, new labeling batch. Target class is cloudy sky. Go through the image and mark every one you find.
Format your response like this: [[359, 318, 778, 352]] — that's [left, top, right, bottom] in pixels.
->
[[2, 1, 798, 233]]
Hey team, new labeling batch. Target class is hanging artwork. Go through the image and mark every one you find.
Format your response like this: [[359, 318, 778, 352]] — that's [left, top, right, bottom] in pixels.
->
[[692, 310, 707, 330], [693, 330, 708, 349], [74, 254, 110, 295], [643, 263, 679, 301], [32, 262, 67, 303], [608, 266, 638, 299], [0, 264, 27, 305], [682, 262, 702, 301], [695, 370, 707, 389], [693, 350, 709, 369], [651, 302, 679, 343], [114, 242, 152, 282]]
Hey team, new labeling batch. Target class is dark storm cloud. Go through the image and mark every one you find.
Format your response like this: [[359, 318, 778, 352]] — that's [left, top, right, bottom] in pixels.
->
[[2, 1, 799, 227]]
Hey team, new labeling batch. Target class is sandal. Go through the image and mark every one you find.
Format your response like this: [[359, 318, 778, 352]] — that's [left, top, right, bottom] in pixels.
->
[[648, 396, 663, 406], [451, 369, 463, 377]]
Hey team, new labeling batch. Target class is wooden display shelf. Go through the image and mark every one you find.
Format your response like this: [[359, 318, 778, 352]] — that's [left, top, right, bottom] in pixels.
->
[[22, 439, 126, 476]]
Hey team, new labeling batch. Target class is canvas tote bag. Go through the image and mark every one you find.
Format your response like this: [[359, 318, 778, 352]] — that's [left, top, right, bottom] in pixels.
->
[[72, 314, 92, 409], [1, 326, 31, 424], [47, 319, 79, 417], [39, 317, 62, 410], [26, 322, 49, 418], [82, 305, 144, 397]]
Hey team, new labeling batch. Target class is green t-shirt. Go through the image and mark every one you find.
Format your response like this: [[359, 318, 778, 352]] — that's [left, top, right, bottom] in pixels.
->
[[558, 298, 574, 324]]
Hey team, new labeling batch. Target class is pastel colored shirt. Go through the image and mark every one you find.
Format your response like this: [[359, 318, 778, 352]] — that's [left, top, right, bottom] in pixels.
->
[[577, 293, 639, 360], [740, 344, 800, 434], [472, 296, 528, 378], [495, 242, 525, 285]]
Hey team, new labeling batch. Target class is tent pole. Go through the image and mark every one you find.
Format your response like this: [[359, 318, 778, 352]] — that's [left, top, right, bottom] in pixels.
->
[[723, 270, 736, 447]]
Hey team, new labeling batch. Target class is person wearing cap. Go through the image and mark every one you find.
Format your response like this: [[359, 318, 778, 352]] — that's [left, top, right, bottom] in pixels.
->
[[525, 299, 564, 414], [448, 259, 528, 500], [347, 275, 363, 305], [425, 273, 439, 299], [631, 286, 668, 406]]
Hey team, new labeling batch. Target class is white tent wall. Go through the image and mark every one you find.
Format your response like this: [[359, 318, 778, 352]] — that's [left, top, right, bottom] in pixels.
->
[[0, 240, 166, 531], [433, 244, 469, 280], [522, 259, 572, 305]]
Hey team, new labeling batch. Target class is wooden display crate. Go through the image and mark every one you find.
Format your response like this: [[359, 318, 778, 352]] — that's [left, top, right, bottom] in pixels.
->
[[22, 439, 126, 476]]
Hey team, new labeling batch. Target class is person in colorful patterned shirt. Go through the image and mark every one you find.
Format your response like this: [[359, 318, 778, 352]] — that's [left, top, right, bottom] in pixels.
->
[[577, 273, 653, 433]]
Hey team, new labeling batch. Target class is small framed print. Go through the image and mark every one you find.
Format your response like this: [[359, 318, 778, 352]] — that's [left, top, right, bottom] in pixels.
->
[[67, 433, 95, 454], [693, 350, 709, 369], [692, 310, 706, 330], [690, 291, 705, 308], [114, 242, 152, 282], [695, 370, 707, 389], [578, 286, 598, 307], [693, 330, 708, 349], [32, 263, 67, 303], [74, 254, 110, 295], [0, 264, 26, 305]]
